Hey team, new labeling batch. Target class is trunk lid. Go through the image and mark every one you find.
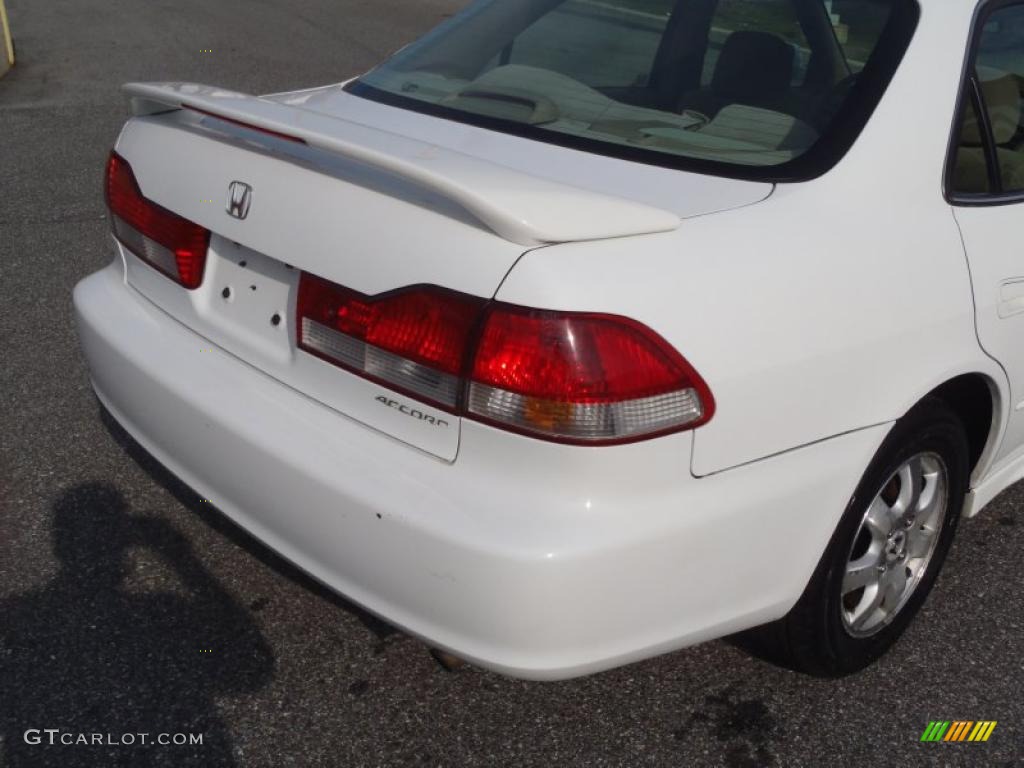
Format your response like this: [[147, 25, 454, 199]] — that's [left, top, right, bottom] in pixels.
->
[[113, 82, 773, 460]]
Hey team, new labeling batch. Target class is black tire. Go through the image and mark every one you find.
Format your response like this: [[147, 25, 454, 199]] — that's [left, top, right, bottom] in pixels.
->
[[738, 396, 969, 677]]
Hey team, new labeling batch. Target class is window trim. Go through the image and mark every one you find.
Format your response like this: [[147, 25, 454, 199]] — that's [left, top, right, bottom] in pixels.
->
[[346, 0, 921, 184], [945, 0, 1024, 206], [973, 74, 1005, 192]]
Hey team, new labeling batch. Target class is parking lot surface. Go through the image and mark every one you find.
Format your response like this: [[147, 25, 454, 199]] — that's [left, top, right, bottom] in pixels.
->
[[1, 1, 1022, 765]]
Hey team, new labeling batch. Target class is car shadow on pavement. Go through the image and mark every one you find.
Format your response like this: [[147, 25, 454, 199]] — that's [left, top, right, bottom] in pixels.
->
[[97, 406, 400, 647], [0, 482, 274, 767]]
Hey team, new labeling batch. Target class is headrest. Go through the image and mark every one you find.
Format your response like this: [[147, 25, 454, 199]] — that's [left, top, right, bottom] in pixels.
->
[[712, 31, 795, 102], [962, 69, 1022, 145]]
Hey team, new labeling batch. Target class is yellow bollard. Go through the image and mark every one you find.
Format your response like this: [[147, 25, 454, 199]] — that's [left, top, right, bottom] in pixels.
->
[[0, 0, 14, 74]]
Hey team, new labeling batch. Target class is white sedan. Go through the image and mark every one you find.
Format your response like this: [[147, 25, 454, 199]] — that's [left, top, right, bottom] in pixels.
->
[[74, 0, 1022, 679]]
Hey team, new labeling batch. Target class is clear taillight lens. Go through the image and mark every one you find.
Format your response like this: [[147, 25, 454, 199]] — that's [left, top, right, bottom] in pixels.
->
[[105, 152, 210, 290], [297, 272, 715, 444], [467, 305, 713, 443]]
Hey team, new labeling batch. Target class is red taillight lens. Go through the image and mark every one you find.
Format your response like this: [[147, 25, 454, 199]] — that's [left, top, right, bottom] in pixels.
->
[[190, 107, 307, 144], [467, 306, 713, 442], [105, 152, 210, 289], [297, 273, 487, 410], [297, 272, 714, 443]]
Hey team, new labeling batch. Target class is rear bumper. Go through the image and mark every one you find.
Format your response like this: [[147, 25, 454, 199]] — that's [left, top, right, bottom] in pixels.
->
[[74, 262, 891, 680]]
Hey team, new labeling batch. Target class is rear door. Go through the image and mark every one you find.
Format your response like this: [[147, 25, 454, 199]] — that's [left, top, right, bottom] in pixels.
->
[[950, 1, 1024, 468]]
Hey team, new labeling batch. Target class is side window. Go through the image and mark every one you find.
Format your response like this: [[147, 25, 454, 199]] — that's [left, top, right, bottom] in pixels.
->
[[504, 0, 675, 89], [952, 4, 1024, 196]]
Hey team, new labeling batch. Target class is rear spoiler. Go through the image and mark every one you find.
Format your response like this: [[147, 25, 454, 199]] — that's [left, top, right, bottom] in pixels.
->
[[123, 82, 681, 247]]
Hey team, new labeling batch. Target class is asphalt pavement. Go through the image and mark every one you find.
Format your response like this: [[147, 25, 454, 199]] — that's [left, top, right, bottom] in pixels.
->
[[1, 1, 1022, 766]]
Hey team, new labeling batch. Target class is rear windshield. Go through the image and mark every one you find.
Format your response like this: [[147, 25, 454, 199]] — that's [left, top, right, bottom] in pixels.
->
[[349, 0, 918, 181]]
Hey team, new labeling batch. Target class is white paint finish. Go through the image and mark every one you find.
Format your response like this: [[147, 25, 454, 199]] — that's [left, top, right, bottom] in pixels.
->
[[124, 82, 685, 247], [74, 263, 889, 678], [498, 2, 1010, 478], [115, 116, 525, 298], [71, 0, 1024, 679], [195, 239, 297, 366], [112, 108, 768, 460], [964, 444, 1024, 518], [123, 241, 461, 461], [497, 192, 1003, 477], [955, 203, 1024, 470], [997, 279, 1024, 319]]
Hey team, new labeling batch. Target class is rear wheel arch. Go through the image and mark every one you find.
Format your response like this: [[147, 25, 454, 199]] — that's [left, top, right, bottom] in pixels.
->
[[739, 397, 970, 675], [922, 373, 1001, 484]]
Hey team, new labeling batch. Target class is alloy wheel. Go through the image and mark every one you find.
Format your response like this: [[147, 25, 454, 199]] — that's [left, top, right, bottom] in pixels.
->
[[841, 452, 949, 638]]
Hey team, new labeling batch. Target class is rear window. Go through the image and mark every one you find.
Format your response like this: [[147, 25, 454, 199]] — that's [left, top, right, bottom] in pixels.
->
[[349, 0, 918, 181]]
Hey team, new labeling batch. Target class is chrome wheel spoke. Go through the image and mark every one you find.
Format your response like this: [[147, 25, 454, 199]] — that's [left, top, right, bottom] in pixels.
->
[[848, 584, 884, 631], [843, 552, 881, 594], [894, 460, 923, 518], [881, 565, 908, 608], [917, 457, 941, 516], [865, 496, 898, 539], [906, 524, 937, 559]]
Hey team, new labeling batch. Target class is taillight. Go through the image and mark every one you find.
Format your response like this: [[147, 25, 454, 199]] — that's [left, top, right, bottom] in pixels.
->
[[467, 306, 713, 442], [297, 274, 486, 410], [189, 107, 307, 144], [298, 272, 714, 444], [105, 152, 210, 290]]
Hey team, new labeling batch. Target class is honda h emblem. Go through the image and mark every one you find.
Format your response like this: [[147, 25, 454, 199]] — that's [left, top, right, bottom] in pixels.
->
[[226, 181, 253, 220]]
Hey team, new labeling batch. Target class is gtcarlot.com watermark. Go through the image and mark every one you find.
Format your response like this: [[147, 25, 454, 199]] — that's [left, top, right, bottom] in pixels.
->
[[23, 729, 203, 747]]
